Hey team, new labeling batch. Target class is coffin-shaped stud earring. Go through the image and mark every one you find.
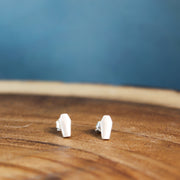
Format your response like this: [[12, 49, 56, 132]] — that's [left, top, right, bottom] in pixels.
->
[[56, 113, 71, 137], [95, 115, 113, 140]]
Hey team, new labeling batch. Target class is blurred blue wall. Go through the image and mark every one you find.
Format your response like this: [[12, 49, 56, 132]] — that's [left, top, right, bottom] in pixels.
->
[[0, 0, 180, 89]]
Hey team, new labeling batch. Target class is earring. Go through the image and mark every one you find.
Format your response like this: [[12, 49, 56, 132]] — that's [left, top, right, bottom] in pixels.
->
[[56, 113, 71, 137], [96, 115, 113, 140]]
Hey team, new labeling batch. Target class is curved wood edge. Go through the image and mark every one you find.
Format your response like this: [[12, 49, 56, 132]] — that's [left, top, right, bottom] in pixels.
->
[[0, 80, 180, 109]]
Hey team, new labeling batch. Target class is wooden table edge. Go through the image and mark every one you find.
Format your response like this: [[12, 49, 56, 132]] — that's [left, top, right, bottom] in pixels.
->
[[0, 80, 180, 109]]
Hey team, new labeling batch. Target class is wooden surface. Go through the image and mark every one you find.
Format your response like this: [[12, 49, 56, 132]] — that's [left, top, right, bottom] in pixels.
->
[[0, 81, 180, 180]]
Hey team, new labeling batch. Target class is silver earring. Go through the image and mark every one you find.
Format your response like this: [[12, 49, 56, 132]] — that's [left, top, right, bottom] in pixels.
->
[[95, 115, 113, 140], [56, 113, 71, 137]]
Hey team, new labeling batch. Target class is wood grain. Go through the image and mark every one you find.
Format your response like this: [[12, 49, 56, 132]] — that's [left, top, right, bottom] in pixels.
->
[[0, 81, 180, 179]]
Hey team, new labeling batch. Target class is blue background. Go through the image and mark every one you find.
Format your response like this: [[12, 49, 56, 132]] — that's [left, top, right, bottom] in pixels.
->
[[0, 0, 180, 89]]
